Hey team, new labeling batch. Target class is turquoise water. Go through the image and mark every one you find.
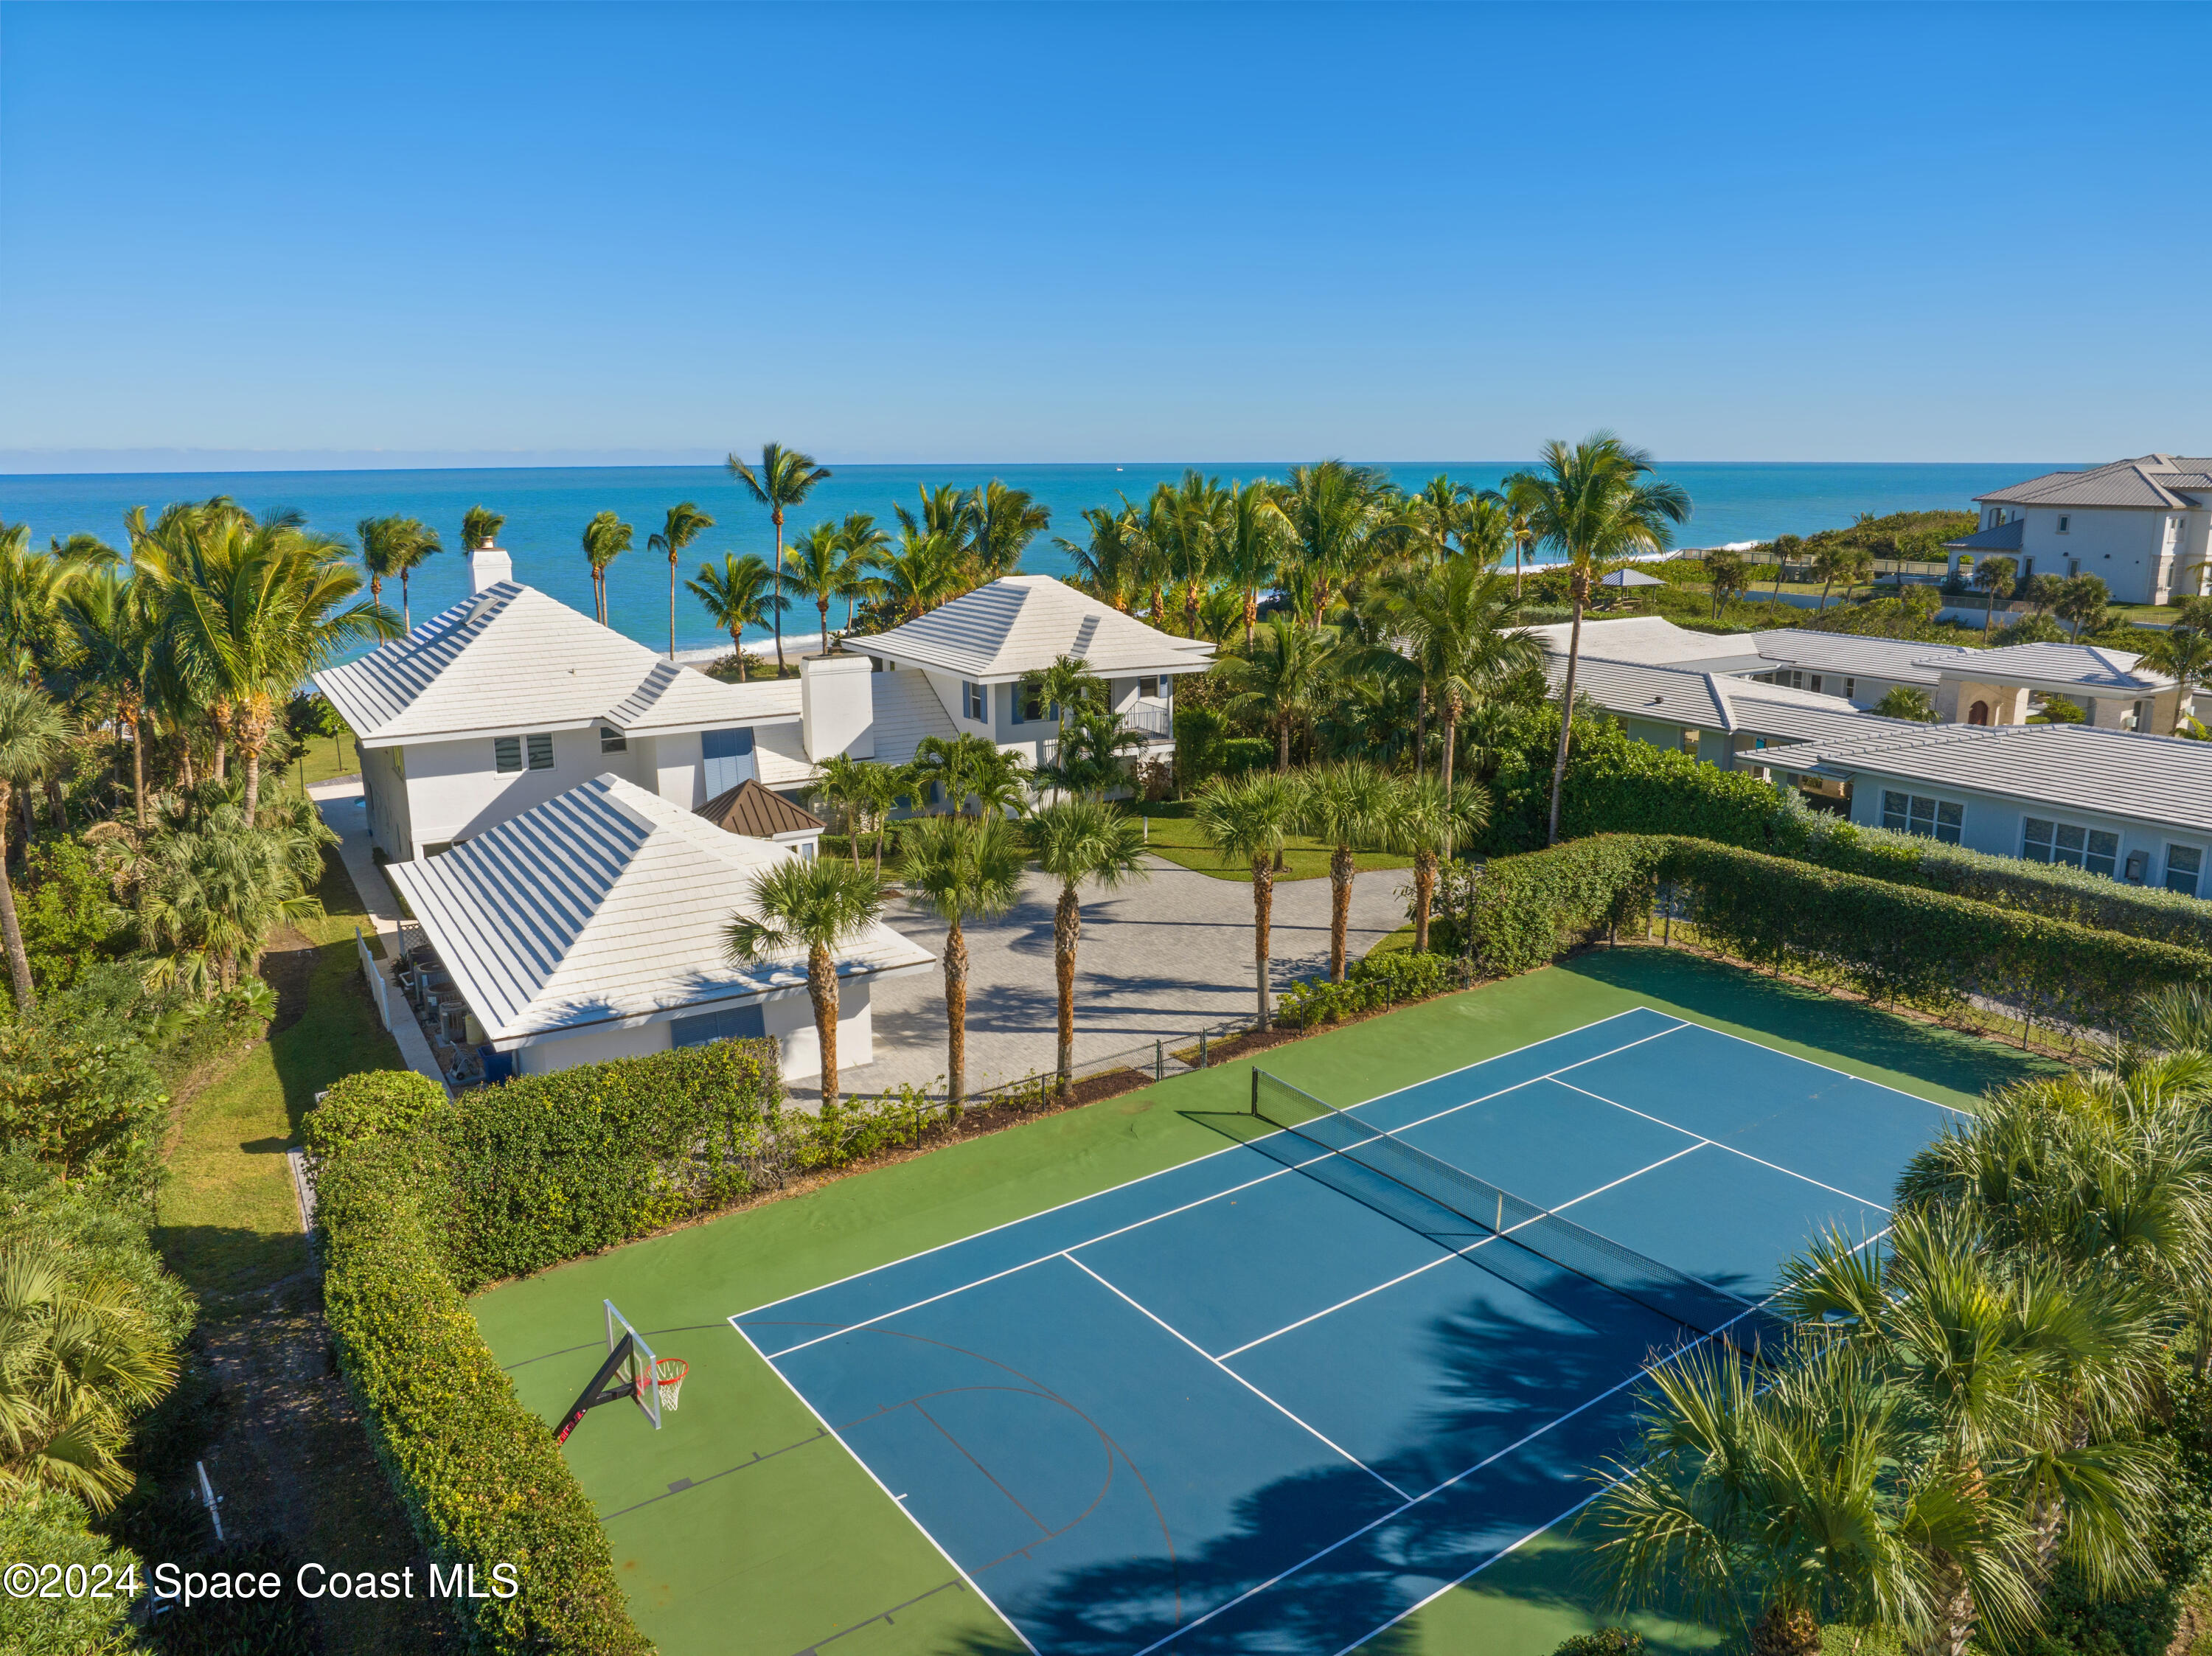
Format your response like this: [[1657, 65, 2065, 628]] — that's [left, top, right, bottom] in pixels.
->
[[0, 461, 2067, 655]]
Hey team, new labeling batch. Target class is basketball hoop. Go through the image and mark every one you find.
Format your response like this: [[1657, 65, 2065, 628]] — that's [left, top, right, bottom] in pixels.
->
[[653, 1357, 689, 1411]]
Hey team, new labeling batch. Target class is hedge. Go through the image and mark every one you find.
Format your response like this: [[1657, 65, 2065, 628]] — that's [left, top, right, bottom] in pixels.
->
[[1277, 947, 1453, 1029], [1466, 835, 2212, 1034]]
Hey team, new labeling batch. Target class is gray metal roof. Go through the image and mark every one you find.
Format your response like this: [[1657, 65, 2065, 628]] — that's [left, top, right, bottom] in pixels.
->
[[315, 582, 800, 747], [386, 773, 933, 1045], [1551, 655, 1905, 747], [1921, 641, 2174, 695], [858, 575, 1213, 681], [1783, 723, 2212, 836], [1753, 629, 1973, 686], [1977, 455, 2212, 510], [1943, 519, 2025, 552], [1524, 615, 1768, 672]]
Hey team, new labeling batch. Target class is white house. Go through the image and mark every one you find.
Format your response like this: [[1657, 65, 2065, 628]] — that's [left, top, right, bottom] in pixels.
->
[[1775, 723, 2212, 897], [1544, 653, 1911, 768], [319, 549, 1210, 860], [1944, 454, 2212, 606], [384, 773, 934, 1080]]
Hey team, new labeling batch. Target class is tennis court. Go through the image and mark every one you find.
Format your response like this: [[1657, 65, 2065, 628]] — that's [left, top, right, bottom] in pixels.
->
[[731, 1006, 1960, 1655]]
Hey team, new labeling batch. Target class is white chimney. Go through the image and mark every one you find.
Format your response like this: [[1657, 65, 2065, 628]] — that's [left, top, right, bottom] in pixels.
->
[[801, 652, 875, 762], [467, 538, 513, 594]]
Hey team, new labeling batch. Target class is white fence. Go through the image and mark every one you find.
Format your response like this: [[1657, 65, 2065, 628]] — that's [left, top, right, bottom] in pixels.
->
[[355, 927, 394, 1034]]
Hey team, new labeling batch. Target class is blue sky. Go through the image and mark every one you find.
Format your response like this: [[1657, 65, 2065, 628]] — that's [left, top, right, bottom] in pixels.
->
[[2, 1, 2206, 467]]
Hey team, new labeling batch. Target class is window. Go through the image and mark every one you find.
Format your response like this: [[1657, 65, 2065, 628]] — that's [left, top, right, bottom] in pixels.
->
[[962, 681, 986, 722], [2167, 845, 2203, 898], [1807, 674, 1824, 695], [599, 727, 627, 754], [2023, 816, 2118, 877], [1014, 683, 1049, 725], [1139, 675, 1160, 699], [670, 1003, 768, 1048], [702, 726, 757, 796], [526, 733, 554, 770], [1882, 790, 1964, 844], [2056, 515, 2070, 533], [494, 737, 522, 773], [1843, 678, 1856, 700]]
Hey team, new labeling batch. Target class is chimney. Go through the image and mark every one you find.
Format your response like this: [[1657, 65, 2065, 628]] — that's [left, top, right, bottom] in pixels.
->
[[801, 652, 875, 762], [467, 538, 513, 594]]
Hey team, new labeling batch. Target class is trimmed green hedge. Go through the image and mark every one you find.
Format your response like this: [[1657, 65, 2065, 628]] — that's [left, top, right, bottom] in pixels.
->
[[1467, 835, 2212, 1034], [1278, 947, 1453, 1029]]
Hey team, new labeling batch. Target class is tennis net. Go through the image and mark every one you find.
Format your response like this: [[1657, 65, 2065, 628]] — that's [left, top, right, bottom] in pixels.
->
[[1250, 1068, 1780, 1352]]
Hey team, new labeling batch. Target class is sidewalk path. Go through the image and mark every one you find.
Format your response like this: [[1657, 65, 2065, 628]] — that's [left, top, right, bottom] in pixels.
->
[[310, 778, 447, 1091]]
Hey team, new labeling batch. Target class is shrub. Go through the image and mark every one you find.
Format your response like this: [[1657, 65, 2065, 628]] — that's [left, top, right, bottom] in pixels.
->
[[1466, 835, 2212, 1034], [0, 1491, 143, 1656], [301, 1068, 447, 1162], [0, 1021, 167, 1185], [17, 838, 116, 992], [1277, 938, 1455, 1028], [1552, 1633, 1646, 1656]]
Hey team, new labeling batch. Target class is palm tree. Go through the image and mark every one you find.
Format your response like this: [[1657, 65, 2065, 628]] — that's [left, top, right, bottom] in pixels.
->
[[729, 445, 832, 674], [1025, 799, 1148, 1097], [1971, 554, 2017, 639], [0, 523, 83, 685], [1385, 773, 1488, 953], [127, 786, 331, 995], [1480, 485, 1541, 600], [783, 521, 877, 650], [1026, 653, 1107, 765], [580, 511, 632, 625], [461, 505, 504, 557], [895, 483, 978, 571], [58, 568, 159, 830], [150, 513, 395, 821], [1501, 433, 1691, 845], [1056, 504, 1146, 613], [1221, 480, 1292, 646], [911, 732, 1029, 818], [1295, 762, 1396, 982], [1192, 772, 1299, 1031], [859, 760, 915, 877], [648, 503, 715, 660], [1812, 542, 1873, 615], [1705, 548, 1752, 618], [357, 515, 440, 624], [1405, 475, 1470, 566], [968, 480, 1051, 581], [836, 513, 892, 630], [2140, 622, 2212, 734], [810, 753, 875, 866], [874, 526, 968, 622], [686, 553, 783, 678], [0, 684, 69, 1011], [1278, 461, 1394, 628], [0, 1244, 181, 1511], [1220, 616, 1341, 772], [1147, 470, 1228, 638], [1377, 557, 1540, 796], [2056, 573, 2110, 642], [723, 857, 886, 1114], [903, 813, 1026, 1108]]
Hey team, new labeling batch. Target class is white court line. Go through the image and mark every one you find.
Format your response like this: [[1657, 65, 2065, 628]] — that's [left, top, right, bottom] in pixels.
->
[[725, 1317, 1039, 1656], [1060, 1253, 1413, 1503], [1549, 1077, 1894, 1214], [1213, 1142, 1709, 1360], [1688, 1017, 1972, 1121], [754, 1018, 1699, 1360], [735, 1006, 1680, 1326]]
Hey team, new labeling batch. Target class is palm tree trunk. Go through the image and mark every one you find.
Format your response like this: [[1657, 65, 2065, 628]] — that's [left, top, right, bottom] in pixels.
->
[[807, 944, 841, 1113], [1546, 576, 1587, 846], [818, 596, 831, 651], [1329, 843, 1353, 982], [401, 568, 412, 631], [0, 785, 33, 1015], [1242, 588, 1256, 647], [1276, 721, 1290, 773], [44, 777, 64, 832], [242, 742, 262, 826], [945, 918, 969, 1107], [1054, 883, 1079, 1096], [1747, 1601, 1820, 1656], [1413, 848, 1437, 953], [1441, 698, 1460, 794], [1818, 579, 1832, 616], [1251, 857, 1274, 1031], [668, 554, 678, 661], [1412, 685, 1427, 771], [772, 512, 788, 676], [128, 712, 147, 832]]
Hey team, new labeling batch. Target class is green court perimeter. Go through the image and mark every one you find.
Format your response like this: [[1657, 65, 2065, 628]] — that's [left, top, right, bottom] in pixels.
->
[[470, 948, 2057, 1656]]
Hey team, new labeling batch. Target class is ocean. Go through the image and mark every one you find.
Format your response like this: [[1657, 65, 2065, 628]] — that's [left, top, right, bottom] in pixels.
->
[[0, 461, 2066, 656]]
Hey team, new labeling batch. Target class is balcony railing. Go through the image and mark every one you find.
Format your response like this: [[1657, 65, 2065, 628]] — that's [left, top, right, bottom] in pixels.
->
[[1122, 700, 1173, 740]]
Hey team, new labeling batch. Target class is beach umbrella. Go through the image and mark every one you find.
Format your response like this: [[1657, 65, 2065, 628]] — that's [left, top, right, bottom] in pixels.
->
[[1599, 568, 1666, 588]]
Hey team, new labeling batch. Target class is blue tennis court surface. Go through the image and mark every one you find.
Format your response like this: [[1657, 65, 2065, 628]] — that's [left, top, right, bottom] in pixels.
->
[[731, 1009, 1963, 1655]]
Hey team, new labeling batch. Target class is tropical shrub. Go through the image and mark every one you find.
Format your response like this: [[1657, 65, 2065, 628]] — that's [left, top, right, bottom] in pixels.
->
[[16, 838, 115, 991], [0, 1490, 143, 1656], [299, 1068, 446, 1161], [0, 1021, 167, 1186], [1551, 1634, 1646, 1656], [1277, 942, 1454, 1028]]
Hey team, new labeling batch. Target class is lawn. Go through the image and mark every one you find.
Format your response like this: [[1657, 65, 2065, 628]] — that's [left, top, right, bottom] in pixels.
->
[[1131, 798, 1413, 882], [469, 945, 2054, 1656]]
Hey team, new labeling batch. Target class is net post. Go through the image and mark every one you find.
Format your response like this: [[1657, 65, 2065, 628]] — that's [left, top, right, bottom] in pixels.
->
[[1250, 1068, 1259, 1116]]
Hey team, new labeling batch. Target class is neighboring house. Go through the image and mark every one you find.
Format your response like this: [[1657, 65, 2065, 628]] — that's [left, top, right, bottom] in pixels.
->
[[1523, 616, 1770, 674], [385, 773, 933, 1080], [1545, 654, 1907, 769], [849, 574, 1214, 771], [1916, 641, 2180, 730], [1944, 454, 2212, 605], [1744, 630, 1972, 710], [319, 546, 1206, 860], [1774, 723, 2212, 897]]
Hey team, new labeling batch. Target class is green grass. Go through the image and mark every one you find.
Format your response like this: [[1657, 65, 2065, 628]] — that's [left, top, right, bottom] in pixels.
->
[[468, 947, 2053, 1656], [1131, 799, 1413, 882], [153, 852, 403, 1307]]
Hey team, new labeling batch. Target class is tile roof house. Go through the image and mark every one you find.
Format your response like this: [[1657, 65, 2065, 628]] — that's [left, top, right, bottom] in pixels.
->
[[385, 773, 932, 1080], [1943, 454, 2212, 605], [318, 549, 1203, 860], [1773, 723, 2212, 899]]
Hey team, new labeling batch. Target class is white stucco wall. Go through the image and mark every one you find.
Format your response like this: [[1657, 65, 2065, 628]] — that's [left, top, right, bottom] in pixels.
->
[[506, 978, 874, 1082], [1987, 506, 2174, 605], [395, 726, 637, 854]]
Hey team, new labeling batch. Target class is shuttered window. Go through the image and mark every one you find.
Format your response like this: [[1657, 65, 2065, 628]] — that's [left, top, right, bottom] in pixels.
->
[[494, 737, 522, 773], [526, 733, 554, 770]]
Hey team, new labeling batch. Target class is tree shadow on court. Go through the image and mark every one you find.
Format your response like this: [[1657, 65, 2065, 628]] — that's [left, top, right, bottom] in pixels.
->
[[1562, 948, 2063, 1102]]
